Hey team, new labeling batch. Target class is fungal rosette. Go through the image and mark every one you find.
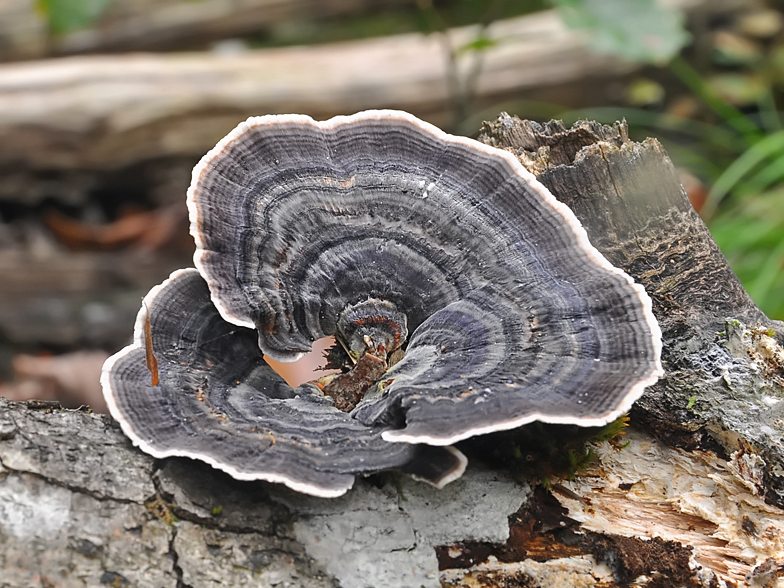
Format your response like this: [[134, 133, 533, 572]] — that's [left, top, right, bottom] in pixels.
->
[[102, 110, 663, 497]]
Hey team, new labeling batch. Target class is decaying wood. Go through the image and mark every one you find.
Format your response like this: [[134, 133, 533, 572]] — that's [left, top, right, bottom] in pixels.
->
[[0, 12, 632, 177], [479, 114, 784, 510], [0, 0, 414, 61], [322, 353, 388, 412], [2, 118, 784, 588]]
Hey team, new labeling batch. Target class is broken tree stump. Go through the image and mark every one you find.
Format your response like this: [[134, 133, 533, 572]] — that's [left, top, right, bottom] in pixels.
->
[[479, 113, 784, 509], [2, 118, 783, 587]]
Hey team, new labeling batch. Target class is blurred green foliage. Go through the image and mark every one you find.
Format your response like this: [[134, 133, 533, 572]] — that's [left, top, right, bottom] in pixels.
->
[[550, 0, 690, 63], [36, 0, 111, 34], [252, 0, 544, 48]]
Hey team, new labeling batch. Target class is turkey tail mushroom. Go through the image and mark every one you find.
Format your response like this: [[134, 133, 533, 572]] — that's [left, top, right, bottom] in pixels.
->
[[102, 110, 662, 496]]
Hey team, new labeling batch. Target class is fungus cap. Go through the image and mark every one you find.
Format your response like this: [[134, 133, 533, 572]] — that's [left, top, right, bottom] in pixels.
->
[[102, 110, 662, 496]]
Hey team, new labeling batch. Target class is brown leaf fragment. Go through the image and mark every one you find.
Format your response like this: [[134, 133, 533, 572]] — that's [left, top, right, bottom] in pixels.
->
[[143, 301, 159, 387], [44, 204, 188, 252]]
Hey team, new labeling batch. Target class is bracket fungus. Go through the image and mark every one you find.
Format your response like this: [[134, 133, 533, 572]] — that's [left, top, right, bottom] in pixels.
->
[[101, 110, 663, 497]]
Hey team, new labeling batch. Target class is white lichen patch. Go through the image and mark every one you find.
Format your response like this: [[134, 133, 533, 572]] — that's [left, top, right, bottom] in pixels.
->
[[0, 475, 71, 539], [440, 555, 613, 588], [555, 428, 784, 587]]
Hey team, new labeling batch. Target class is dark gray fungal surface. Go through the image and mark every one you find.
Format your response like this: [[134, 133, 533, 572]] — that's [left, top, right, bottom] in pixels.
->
[[102, 268, 466, 497], [102, 110, 662, 495]]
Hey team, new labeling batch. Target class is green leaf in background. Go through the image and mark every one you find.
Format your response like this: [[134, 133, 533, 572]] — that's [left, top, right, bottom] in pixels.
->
[[36, 0, 112, 34], [708, 73, 767, 107], [710, 189, 784, 319], [550, 0, 690, 63], [703, 130, 784, 218]]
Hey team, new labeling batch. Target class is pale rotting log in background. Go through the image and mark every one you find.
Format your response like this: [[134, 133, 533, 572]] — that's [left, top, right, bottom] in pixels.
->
[[2, 119, 784, 587], [0, 0, 749, 179], [0, 12, 639, 176]]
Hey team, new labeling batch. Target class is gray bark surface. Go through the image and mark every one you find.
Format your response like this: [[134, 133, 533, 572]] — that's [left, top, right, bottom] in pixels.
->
[[2, 117, 784, 587], [0, 398, 528, 588]]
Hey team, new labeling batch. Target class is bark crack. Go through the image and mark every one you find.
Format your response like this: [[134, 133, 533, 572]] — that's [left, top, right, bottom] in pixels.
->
[[0, 453, 144, 505], [149, 463, 278, 535], [169, 526, 194, 588]]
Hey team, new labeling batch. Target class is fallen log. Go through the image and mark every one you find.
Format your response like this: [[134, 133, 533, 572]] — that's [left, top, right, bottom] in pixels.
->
[[0, 11, 633, 175], [1, 117, 783, 588]]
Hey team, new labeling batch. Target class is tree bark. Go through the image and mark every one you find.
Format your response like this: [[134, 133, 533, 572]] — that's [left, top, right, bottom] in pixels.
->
[[478, 114, 784, 509], [2, 118, 784, 588]]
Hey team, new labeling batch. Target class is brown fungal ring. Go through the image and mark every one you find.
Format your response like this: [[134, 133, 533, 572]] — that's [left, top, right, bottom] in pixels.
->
[[102, 110, 662, 496]]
